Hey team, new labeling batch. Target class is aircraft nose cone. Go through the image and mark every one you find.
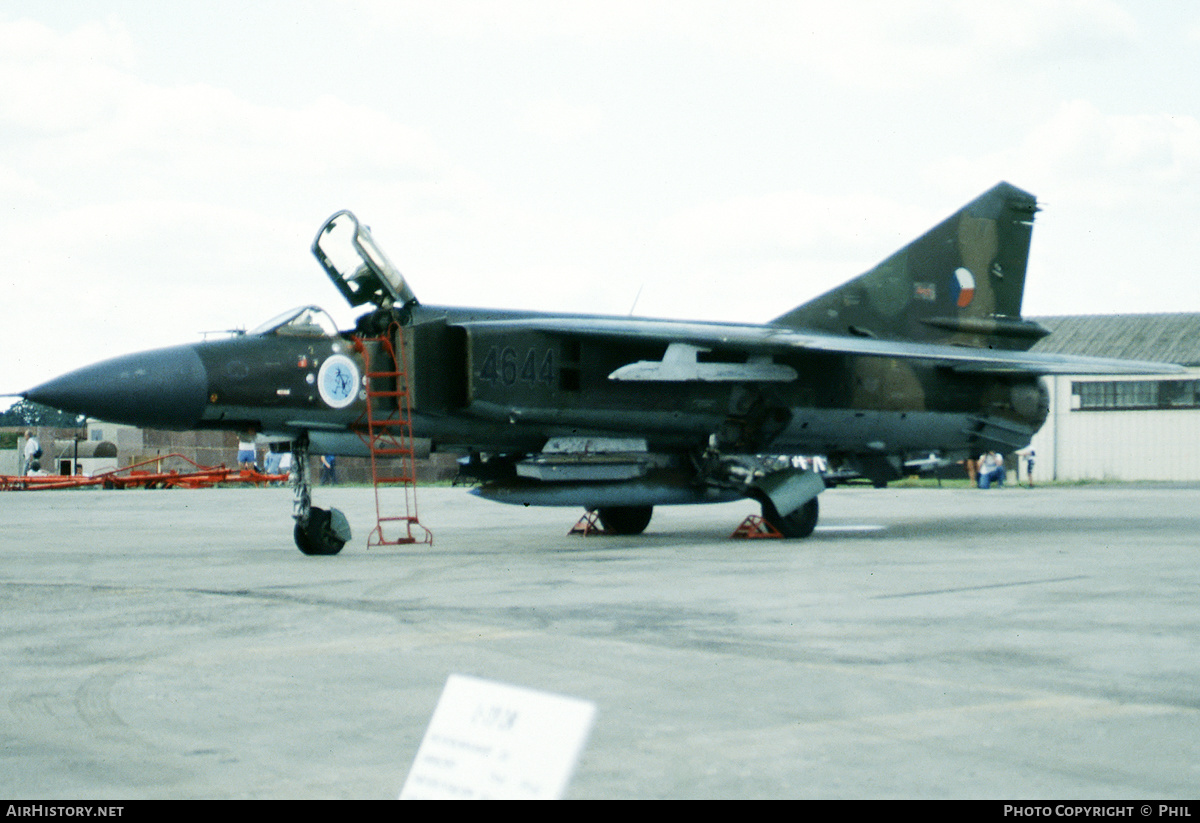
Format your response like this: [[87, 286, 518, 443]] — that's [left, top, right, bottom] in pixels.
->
[[24, 344, 209, 429]]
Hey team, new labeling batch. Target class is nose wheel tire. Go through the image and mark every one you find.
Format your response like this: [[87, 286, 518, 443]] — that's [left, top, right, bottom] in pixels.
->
[[294, 506, 347, 555]]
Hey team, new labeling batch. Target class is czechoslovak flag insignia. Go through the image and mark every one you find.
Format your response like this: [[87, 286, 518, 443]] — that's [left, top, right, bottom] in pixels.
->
[[952, 267, 976, 308]]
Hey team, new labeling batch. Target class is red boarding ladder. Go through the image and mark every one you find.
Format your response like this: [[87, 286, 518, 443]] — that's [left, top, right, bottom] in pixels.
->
[[354, 326, 433, 547]]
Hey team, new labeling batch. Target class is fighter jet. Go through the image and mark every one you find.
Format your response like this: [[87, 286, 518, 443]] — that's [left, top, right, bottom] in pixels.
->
[[23, 183, 1181, 554]]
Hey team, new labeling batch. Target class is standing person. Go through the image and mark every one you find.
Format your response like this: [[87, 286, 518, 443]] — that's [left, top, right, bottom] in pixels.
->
[[264, 445, 283, 476], [963, 456, 978, 487], [22, 431, 41, 476], [237, 430, 257, 472], [1024, 449, 1036, 487], [320, 454, 337, 485]]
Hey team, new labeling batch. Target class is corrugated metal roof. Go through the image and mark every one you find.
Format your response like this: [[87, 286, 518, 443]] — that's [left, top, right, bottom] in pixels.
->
[[1030, 314, 1200, 366]]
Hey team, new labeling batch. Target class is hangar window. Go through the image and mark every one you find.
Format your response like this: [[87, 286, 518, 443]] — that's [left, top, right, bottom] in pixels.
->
[[1073, 379, 1200, 411], [1165, 380, 1200, 407]]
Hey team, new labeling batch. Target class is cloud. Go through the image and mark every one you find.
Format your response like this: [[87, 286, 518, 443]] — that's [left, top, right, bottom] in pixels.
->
[[512, 99, 605, 143], [0, 17, 137, 134], [0, 17, 459, 203], [920, 99, 1200, 315], [351, 0, 1139, 89], [3, 3, 1196, 396], [930, 100, 1200, 207], [660, 189, 925, 262], [0, 16, 479, 388]]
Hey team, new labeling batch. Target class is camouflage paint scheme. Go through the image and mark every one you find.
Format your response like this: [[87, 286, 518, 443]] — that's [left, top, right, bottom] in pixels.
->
[[25, 183, 1181, 550]]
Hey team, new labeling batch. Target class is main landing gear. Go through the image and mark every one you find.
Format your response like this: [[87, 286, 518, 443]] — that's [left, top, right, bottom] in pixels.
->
[[291, 436, 352, 555], [596, 505, 654, 535], [570, 505, 655, 536], [571, 496, 819, 539], [759, 496, 819, 539]]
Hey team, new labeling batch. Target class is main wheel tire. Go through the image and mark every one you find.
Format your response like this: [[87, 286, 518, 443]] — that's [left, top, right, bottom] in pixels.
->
[[596, 505, 653, 535], [294, 507, 346, 555], [761, 497, 819, 539]]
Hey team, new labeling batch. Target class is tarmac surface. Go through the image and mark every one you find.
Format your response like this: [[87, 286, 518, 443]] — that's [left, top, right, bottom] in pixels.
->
[[1, 482, 1198, 799]]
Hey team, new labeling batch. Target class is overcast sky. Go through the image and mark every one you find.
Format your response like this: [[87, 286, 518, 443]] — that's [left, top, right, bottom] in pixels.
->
[[4, 1, 1199, 402]]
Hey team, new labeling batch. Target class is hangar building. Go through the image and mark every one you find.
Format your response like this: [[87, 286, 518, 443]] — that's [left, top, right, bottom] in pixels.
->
[[1027, 314, 1200, 482]]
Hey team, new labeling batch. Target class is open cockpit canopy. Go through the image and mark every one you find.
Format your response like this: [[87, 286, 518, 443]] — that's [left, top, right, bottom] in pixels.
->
[[312, 210, 417, 310]]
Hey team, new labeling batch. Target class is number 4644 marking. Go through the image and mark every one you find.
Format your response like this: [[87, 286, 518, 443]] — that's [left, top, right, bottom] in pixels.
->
[[478, 346, 554, 385]]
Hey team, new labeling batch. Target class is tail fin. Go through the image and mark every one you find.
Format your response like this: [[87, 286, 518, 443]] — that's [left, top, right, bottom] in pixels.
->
[[772, 182, 1049, 350]]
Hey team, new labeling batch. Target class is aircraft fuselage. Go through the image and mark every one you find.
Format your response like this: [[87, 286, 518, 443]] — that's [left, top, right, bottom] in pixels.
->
[[181, 304, 1049, 465], [30, 302, 1047, 464]]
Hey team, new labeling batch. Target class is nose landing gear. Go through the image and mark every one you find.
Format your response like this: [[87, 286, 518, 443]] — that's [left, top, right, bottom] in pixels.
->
[[291, 435, 351, 555]]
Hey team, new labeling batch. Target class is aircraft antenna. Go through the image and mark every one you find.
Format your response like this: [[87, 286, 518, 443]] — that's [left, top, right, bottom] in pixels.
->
[[628, 283, 645, 316]]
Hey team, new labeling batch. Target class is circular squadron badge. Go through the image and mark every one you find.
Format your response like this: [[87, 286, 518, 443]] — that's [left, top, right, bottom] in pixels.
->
[[317, 354, 361, 409]]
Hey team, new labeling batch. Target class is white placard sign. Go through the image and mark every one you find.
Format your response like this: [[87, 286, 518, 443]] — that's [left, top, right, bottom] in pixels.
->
[[399, 674, 597, 800]]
